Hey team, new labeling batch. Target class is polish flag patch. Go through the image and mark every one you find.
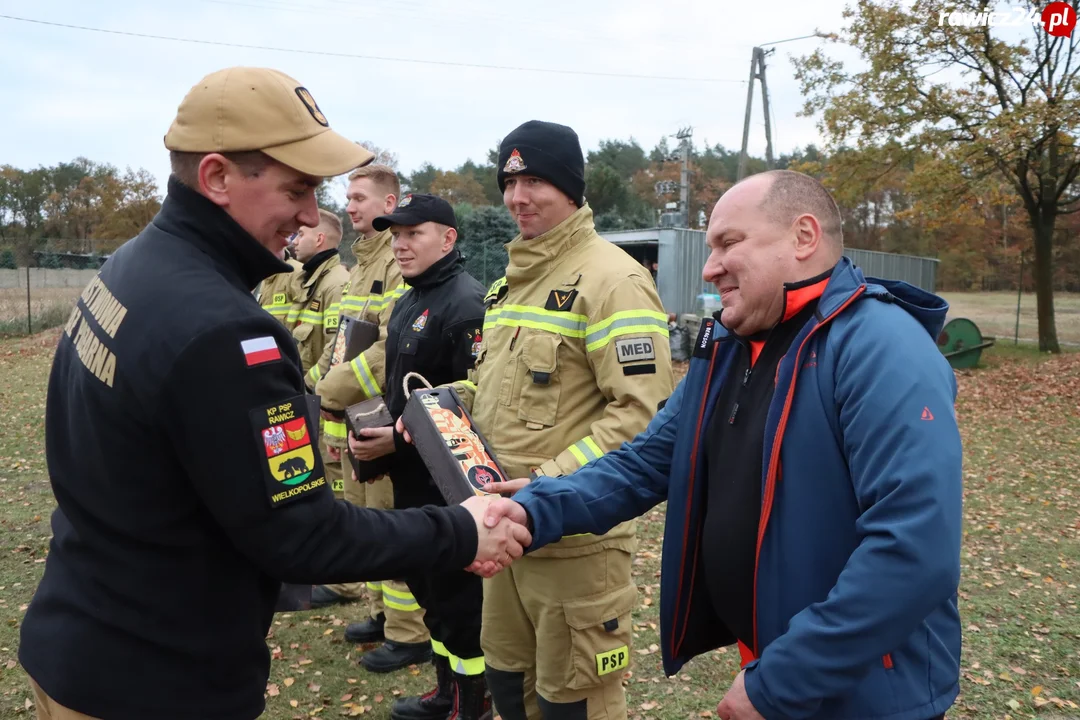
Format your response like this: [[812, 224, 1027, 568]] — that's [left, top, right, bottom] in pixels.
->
[[241, 336, 281, 366]]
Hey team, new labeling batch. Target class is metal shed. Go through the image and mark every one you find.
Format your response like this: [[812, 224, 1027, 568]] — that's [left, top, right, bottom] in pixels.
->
[[600, 227, 940, 318]]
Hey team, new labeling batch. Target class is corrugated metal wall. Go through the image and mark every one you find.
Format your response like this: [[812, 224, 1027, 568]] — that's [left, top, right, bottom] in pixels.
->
[[842, 247, 938, 294], [655, 229, 940, 318], [657, 229, 713, 319]]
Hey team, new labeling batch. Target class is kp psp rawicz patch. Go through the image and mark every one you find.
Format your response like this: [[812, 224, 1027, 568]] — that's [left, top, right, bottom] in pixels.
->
[[252, 395, 328, 507]]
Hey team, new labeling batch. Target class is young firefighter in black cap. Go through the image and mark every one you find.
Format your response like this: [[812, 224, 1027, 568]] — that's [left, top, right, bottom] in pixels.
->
[[347, 194, 490, 720]]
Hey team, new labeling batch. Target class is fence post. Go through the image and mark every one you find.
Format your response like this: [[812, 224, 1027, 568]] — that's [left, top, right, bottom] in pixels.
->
[[26, 265, 32, 335], [1014, 251, 1023, 345]]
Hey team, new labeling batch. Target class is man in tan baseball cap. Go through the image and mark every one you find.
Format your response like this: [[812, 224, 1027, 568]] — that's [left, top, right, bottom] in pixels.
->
[[18, 66, 532, 720]]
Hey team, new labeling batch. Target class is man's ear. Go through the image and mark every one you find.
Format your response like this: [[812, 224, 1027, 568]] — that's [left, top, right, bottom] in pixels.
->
[[384, 194, 397, 214], [198, 154, 232, 207], [316, 231, 327, 249], [792, 213, 823, 261], [443, 227, 458, 253]]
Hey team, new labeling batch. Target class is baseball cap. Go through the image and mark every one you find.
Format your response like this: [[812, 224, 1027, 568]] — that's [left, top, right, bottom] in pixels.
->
[[164, 67, 373, 178], [372, 194, 457, 231]]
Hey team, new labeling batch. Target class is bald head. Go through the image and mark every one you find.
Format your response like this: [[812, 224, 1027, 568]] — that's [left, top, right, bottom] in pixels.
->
[[703, 170, 845, 337], [753, 170, 843, 247]]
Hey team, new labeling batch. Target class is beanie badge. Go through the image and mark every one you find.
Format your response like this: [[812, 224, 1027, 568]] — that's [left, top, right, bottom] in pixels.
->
[[503, 149, 528, 174]]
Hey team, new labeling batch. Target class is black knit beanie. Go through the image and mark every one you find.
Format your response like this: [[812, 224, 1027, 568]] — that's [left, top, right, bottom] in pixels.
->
[[496, 120, 585, 207]]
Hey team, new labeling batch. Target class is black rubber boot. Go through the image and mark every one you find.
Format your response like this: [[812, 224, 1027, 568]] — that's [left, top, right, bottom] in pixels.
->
[[309, 585, 354, 608], [345, 613, 386, 644], [390, 654, 454, 720], [359, 640, 432, 673], [448, 672, 492, 720]]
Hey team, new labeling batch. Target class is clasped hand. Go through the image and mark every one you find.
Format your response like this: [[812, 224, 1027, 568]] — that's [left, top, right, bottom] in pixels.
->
[[461, 495, 533, 576]]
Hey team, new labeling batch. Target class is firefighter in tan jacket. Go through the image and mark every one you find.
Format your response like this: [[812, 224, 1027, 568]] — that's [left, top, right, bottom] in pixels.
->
[[264, 209, 350, 513], [257, 250, 301, 321], [452, 121, 674, 719], [310, 166, 431, 673], [285, 209, 349, 377]]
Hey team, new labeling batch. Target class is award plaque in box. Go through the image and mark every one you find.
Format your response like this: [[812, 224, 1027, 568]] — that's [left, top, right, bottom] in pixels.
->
[[329, 315, 380, 368], [400, 386, 507, 505], [344, 397, 394, 482]]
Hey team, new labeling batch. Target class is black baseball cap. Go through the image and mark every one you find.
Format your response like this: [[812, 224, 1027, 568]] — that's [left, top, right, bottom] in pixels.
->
[[372, 193, 457, 231]]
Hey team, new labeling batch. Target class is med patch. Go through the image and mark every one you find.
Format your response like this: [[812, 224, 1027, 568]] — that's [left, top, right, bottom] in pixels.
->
[[545, 288, 578, 312], [614, 337, 655, 364], [252, 395, 328, 508]]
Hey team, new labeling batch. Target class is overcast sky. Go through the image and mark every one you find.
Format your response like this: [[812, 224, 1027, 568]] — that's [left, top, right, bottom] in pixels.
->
[[1, 0, 864, 196]]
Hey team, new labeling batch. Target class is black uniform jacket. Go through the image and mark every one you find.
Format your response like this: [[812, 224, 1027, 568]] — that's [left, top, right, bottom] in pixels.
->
[[385, 250, 486, 501], [19, 178, 477, 720]]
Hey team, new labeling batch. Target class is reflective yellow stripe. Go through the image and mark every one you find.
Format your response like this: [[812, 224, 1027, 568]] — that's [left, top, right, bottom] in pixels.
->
[[381, 583, 420, 612], [308, 365, 322, 383], [366, 581, 381, 592], [340, 294, 377, 313], [483, 304, 588, 338], [458, 380, 477, 393], [585, 310, 669, 352], [568, 445, 589, 465], [431, 640, 450, 657], [265, 304, 290, 318], [325, 420, 347, 439], [449, 652, 486, 676], [567, 436, 605, 466], [286, 307, 302, 323], [298, 310, 323, 324], [583, 436, 604, 458], [368, 284, 409, 312], [350, 352, 382, 397]]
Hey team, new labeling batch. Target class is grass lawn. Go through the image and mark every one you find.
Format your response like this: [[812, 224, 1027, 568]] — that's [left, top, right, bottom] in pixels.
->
[[940, 292, 1080, 347], [0, 289, 83, 339], [0, 331, 1076, 719]]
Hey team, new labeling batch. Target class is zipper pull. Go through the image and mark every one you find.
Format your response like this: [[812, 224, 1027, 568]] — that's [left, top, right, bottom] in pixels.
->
[[743, 368, 751, 386], [509, 326, 521, 352], [728, 402, 739, 425]]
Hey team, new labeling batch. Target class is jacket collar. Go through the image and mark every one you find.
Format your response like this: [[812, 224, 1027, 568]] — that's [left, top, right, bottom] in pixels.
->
[[712, 258, 866, 343], [505, 204, 595, 284], [351, 229, 393, 269], [300, 249, 340, 287], [153, 177, 291, 292], [406, 248, 463, 290]]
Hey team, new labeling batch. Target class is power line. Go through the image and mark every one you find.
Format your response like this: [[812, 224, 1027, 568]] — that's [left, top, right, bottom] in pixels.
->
[[760, 33, 827, 47], [0, 14, 746, 84]]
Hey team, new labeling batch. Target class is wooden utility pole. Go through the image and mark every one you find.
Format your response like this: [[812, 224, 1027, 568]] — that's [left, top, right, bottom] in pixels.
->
[[737, 47, 776, 181], [676, 127, 693, 226]]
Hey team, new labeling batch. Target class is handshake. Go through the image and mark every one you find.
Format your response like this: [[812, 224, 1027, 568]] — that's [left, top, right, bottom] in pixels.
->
[[395, 417, 533, 579], [460, 493, 531, 578]]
